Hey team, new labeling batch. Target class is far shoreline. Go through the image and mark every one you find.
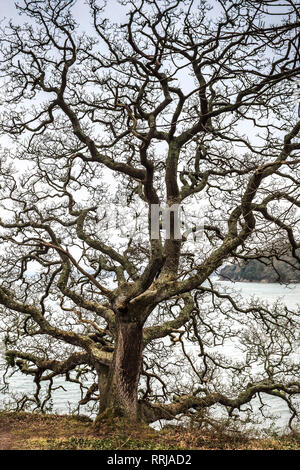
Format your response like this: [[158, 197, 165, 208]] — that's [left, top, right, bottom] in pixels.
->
[[217, 278, 300, 284]]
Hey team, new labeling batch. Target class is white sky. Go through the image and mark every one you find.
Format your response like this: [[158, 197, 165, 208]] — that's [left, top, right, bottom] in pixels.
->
[[0, 1, 299, 192], [0, 0, 298, 271]]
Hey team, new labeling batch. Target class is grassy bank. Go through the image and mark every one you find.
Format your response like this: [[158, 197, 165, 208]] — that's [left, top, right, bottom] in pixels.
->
[[0, 411, 299, 450]]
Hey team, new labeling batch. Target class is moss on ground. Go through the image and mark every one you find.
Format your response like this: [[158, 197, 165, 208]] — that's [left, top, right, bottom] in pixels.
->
[[0, 410, 299, 450]]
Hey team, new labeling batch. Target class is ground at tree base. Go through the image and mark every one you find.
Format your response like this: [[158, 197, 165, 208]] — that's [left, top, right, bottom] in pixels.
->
[[0, 411, 299, 450]]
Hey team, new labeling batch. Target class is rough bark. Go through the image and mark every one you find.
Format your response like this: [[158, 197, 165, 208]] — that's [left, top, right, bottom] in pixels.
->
[[96, 319, 144, 423]]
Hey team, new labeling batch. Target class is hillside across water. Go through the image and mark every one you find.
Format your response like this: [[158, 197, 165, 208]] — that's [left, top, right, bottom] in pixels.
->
[[219, 251, 300, 283]]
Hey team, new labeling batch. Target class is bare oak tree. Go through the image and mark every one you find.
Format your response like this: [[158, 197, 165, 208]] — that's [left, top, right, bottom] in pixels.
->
[[0, 0, 299, 428]]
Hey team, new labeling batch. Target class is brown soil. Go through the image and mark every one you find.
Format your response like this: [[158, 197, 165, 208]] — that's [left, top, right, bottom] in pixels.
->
[[0, 432, 14, 450], [0, 411, 93, 450]]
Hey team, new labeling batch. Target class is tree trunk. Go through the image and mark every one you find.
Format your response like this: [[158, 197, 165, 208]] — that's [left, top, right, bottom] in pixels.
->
[[96, 319, 143, 423]]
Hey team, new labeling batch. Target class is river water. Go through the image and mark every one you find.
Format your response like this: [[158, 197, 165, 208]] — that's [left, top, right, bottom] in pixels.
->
[[0, 281, 299, 432]]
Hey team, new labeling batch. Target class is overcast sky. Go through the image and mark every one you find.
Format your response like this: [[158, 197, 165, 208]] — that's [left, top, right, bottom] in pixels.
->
[[0, 0, 299, 261], [0, 1, 298, 150], [2, 0, 295, 26], [2, 0, 127, 30]]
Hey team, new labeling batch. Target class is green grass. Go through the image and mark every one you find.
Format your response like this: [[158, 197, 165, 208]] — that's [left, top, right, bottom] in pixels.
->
[[25, 436, 181, 450], [0, 410, 299, 450]]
